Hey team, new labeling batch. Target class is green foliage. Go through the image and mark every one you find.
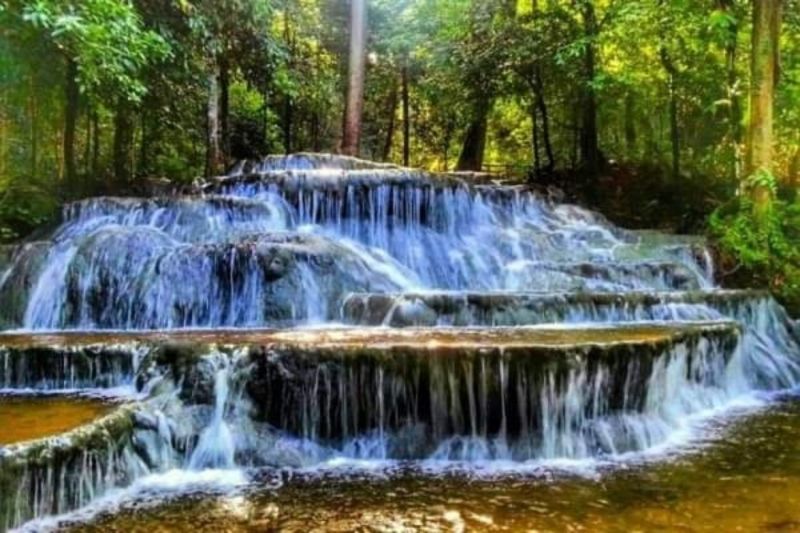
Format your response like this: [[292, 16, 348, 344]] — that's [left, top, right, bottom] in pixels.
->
[[18, 0, 170, 102], [710, 187, 800, 312]]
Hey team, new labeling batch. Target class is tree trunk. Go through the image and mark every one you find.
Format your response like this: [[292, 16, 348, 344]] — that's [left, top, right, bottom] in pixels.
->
[[64, 58, 80, 189], [283, 95, 293, 154], [456, 97, 489, 171], [531, 102, 540, 174], [746, 0, 781, 213], [789, 145, 800, 187], [579, 0, 601, 178], [219, 57, 230, 165], [659, 44, 680, 180], [91, 111, 100, 178], [283, 11, 294, 155], [402, 61, 410, 167], [262, 83, 272, 155], [341, 0, 367, 156], [533, 68, 554, 174], [83, 109, 92, 176], [382, 78, 398, 162], [113, 101, 134, 187], [206, 67, 221, 177], [0, 95, 6, 179], [139, 108, 149, 177], [717, 0, 742, 179], [624, 91, 636, 156], [29, 77, 38, 178]]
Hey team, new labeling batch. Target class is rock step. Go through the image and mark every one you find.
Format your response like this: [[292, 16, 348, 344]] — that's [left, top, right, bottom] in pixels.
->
[[0, 400, 137, 531], [0, 322, 738, 396], [341, 289, 774, 327], [0, 322, 737, 352]]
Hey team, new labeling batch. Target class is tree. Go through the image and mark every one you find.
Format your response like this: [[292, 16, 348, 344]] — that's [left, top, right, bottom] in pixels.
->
[[578, 0, 601, 178], [342, 0, 367, 156], [746, 0, 782, 214], [15, 0, 168, 189]]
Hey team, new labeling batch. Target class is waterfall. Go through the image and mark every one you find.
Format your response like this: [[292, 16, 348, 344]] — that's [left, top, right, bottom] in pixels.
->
[[1, 153, 799, 531], [0, 156, 713, 331], [188, 354, 236, 470]]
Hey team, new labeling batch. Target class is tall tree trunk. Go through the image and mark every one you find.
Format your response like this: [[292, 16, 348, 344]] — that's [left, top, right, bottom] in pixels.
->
[[456, 96, 489, 171], [283, 95, 293, 154], [402, 61, 410, 167], [139, 108, 149, 177], [659, 44, 680, 180], [531, 102, 540, 174], [533, 68, 554, 173], [64, 58, 80, 189], [206, 67, 221, 177], [262, 83, 272, 155], [382, 78, 398, 162], [83, 109, 92, 176], [341, 0, 367, 156], [717, 0, 742, 179], [624, 91, 637, 156], [789, 144, 800, 187], [0, 97, 5, 180], [219, 57, 230, 165], [29, 77, 38, 178], [91, 111, 100, 178], [579, 0, 601, 178], [113, 101, 134, 187], [283, 10, 294, 154], [746, 0, 781, 213]]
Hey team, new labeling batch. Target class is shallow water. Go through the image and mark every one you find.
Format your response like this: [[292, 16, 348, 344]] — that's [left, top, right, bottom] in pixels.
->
[[0, 322, 729, 349], [57, 395, 800, 532], [0, 395, 113, 445]]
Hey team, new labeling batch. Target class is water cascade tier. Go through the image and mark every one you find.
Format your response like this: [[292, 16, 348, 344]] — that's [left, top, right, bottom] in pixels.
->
[[0, 154, 798, 531], [0, 154, 716, 330]]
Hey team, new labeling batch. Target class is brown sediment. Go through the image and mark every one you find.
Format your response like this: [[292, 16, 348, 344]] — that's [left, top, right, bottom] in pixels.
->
[[0, 395, 114, 446]]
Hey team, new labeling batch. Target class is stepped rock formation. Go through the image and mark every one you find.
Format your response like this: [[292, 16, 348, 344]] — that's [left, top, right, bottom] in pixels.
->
[[0, 153, 798, 531]]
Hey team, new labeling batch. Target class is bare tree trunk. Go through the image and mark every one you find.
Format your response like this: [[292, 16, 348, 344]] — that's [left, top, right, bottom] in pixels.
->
[[717, 0, 742, 179], [219, 57, 230, 165], [402, 61, 410, 166], [206, 67, 221, 177], [579, 0, 601, 178], [382, 78, 398, 162], [113, 101, 134, 187], [64, 58, 80, 189], [91, 111, 100, 178], [624, 91, 636, 156], [659, 43, 680, 180], [283, 95, 293, 154], [456, 97, 489, 171], [533, 68, 554, 173], [746, 0, 781, 213], [283, 11, 294, 154], [341, 0, 367, 156], [789, 144, 800, 187], [531, 102, 540, 173], [83, 108, 92, 176], [29, 77, 38, 178], [0, 96, 5, 180], [139, 108, 149, 177]]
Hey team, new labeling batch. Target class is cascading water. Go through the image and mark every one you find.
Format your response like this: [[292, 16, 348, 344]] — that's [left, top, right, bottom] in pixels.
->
[[0, 155, 714, 330], [1, 153, 798, 531], [188, 353, 237, 470]]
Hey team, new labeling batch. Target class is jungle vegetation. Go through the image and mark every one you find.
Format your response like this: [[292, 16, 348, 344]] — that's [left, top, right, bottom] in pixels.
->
[[0, 0, 799, 308]]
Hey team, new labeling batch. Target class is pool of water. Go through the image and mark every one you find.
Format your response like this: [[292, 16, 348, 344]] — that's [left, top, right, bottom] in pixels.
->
[[48, 393, 800, 532], [0, 394, 114, 446]]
